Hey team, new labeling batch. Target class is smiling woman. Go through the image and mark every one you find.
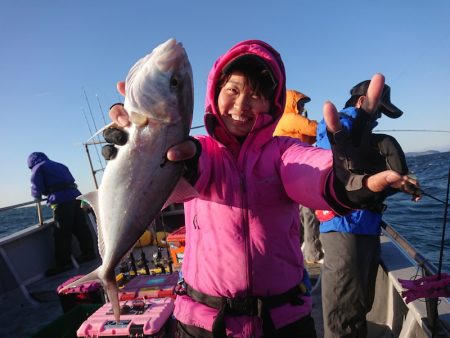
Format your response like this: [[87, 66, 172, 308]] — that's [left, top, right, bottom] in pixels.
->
[[217, 72, 271, 138], [213, 53, 278, 139]]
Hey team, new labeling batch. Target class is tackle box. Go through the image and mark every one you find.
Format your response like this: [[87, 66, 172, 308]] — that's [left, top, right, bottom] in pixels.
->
[[76, 298, 175, 337], [57, 274, 105, 313], [119, 273, 179, 300], [166, 226, 186, 269]]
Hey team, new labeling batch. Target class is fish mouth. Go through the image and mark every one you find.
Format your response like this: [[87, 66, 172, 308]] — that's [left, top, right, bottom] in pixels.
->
[[125, 38, 193, 123], [155, 39, 187, 73]]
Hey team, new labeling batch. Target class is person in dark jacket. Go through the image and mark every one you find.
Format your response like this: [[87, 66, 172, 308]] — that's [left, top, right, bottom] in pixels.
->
[[315, 80, 419, 338], [27, 152, 97, 276]]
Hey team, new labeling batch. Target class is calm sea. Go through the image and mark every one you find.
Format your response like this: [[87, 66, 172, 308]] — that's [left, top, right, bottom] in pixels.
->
[[1, 152, 449, 272], [0, 204, 53, 238], [383, 151, 450, 274]]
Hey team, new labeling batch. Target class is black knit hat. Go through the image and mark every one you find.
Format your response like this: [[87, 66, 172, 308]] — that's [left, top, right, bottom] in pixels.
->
[[222, 54, 278, 91]]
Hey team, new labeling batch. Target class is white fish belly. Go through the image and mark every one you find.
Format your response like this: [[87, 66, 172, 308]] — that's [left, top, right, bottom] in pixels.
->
[[98, 123, 183, 272]]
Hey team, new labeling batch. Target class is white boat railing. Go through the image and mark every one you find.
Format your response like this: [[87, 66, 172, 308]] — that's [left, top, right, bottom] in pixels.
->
[[383, 221, 438, 275], [0, 200, 56, 305], [0, 199, 48, 226], [381, 221, 449, 337]]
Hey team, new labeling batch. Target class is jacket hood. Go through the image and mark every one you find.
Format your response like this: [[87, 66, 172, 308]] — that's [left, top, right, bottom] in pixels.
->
[[204, 40, 286, 145], [27, 152, 49, 169], [284, 90, 311, 115]]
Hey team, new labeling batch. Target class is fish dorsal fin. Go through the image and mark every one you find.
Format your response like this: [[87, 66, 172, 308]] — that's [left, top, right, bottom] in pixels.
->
[[77, 191, 105, 259], [85, 122, 118, 142], [162, 177, 199, 210]]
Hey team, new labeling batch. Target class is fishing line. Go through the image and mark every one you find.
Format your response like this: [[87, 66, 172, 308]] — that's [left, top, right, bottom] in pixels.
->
[[159, 212, 173, 274], [191, 124, 205, 130], [95, 94, 109, 126], [418, 188, 449, 206], [436, 167, 449, 277], [375, 129, 450, 133]]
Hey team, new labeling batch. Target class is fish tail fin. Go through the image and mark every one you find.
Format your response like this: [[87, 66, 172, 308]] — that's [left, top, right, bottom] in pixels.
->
[[104, 270, 120, 321], [85, 122, 117, 142]]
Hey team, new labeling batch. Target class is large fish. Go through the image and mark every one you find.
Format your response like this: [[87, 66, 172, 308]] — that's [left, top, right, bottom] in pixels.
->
[[63, 38, 194, 320]]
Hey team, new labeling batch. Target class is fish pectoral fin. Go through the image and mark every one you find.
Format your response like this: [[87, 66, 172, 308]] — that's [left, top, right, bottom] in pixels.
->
[[162, 177, 199, 210], [77, 191, 99, 212], [77, 191, 105, 259]]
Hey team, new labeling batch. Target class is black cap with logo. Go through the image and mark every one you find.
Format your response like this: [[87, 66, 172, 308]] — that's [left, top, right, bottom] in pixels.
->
[[347, 80, 403, 118]]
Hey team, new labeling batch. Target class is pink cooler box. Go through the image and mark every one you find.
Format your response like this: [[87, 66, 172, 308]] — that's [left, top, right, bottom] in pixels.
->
[[57, 274, 105, 313], [119, 274, 179, 301], [77, 298, 175, 337]]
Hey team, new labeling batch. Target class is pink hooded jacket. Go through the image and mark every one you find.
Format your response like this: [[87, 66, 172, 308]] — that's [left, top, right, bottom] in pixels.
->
[[174, 40, 339, 337]]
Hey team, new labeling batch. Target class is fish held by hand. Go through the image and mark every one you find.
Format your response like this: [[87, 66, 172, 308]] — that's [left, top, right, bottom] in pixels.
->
[[59, 38, 194, 321]]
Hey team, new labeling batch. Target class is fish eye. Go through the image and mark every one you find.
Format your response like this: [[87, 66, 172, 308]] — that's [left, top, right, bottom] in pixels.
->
[[170, 76, 179, 87]]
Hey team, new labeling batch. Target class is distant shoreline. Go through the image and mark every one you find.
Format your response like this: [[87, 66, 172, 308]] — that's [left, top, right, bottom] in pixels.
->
[[405, 150, 446, 157]]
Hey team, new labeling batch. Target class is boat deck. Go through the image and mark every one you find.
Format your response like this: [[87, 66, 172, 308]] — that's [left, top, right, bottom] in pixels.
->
[[2, 236, 449, 337], [0, 256, 102, 337], [1, 252, 325, 337]]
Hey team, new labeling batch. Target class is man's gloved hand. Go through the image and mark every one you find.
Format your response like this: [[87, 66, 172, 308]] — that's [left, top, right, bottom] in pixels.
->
[[327, 111, 389, 208], [328, 112, 412, 203]]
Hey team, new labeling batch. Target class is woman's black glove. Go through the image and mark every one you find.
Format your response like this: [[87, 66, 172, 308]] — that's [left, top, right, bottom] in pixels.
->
[[101, 119, 202, 185], [329, 108, 409, 209], [102, 103, 129, 161], [183, 137, 202, 185]]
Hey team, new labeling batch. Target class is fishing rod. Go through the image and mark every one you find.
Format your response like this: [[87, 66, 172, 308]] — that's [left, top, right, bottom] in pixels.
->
[[81, 108, 104, 168], [83, 88, 107, 170], [437, 168, 450, 277], [431, 162, 450, 338], [136, 238, 151, 275], [95, 94, 109, 126]]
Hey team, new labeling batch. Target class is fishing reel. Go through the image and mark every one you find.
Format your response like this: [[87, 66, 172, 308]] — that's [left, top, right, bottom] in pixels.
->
[[136, 251, 151, 275], [116, 260, 133, 287], [152, 247, 173, 274]]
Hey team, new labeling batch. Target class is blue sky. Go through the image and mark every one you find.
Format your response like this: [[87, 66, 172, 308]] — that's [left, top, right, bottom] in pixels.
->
[[1, 1, 449, 207]]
